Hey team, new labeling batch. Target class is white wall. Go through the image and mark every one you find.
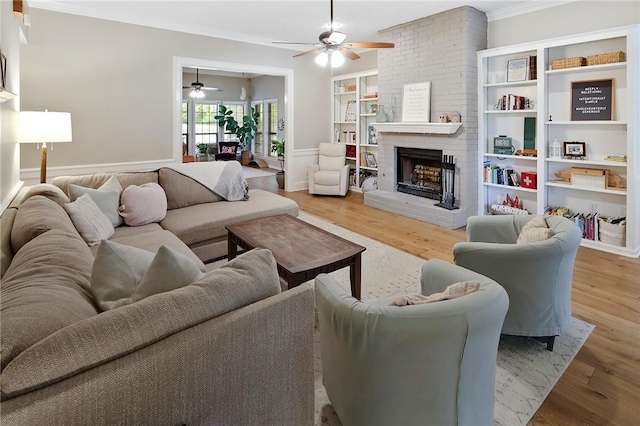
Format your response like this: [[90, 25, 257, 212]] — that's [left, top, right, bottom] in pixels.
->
[[20, 8, 330, 183], [0, 1, 23, 211], [488, 1, 640, 48]]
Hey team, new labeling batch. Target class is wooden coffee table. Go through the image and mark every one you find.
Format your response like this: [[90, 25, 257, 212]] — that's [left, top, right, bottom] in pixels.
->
[[226, 214, 366, 299]]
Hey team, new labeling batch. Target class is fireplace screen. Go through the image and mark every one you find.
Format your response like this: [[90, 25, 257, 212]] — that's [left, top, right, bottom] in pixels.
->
[[396, 147, 443, 200]]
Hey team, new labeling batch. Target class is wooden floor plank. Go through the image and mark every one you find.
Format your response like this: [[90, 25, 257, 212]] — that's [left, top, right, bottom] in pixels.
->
[[247, 176, 640, 426]]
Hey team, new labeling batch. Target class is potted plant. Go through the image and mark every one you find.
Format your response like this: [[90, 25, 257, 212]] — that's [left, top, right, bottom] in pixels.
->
[[214, 105, 260, 165], [196, 143, 210, 161], [271, 139, 285, 189]]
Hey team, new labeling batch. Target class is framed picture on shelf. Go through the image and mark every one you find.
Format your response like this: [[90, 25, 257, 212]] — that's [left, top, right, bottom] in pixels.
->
[[563, 141, 586, 159], [570, 79, 614, 121], [365, 153, 378, 168], [367, 125, 378, 145], [345, 100, 356, 122], [506, 57, 529, 82]]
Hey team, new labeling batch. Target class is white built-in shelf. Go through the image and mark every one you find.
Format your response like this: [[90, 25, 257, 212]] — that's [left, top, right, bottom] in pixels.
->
[[335, 121, 357, 124], [0, 89, 17, 103], [360, 143, 379, 147], [360, 113, 376, 117], [546, 181, 627, 195], [483, 80, 537, 88], [485, 109, 537, 114], [346, 156, 357, 161], [546, 121, 626, 125], [334, 92, 357, 96], [484, 182, 537, 193], [546, 158, 628, 167], [373, 122, 462, 135], [545, 62, 626, 75], [485, 153, 537, 161], [344, 142, 357, 146]]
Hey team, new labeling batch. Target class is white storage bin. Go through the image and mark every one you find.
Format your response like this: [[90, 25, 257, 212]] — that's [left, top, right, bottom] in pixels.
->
[[599, 219, 626, 247]]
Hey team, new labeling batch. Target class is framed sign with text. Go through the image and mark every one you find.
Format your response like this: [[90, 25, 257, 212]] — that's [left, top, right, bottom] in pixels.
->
[[506, 58, 529, 82], [571, 79, 614, 121], [402, 81, 431, 122]]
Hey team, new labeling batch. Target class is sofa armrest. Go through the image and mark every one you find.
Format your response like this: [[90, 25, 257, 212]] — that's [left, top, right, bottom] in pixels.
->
[[1, 283, 315, 425]]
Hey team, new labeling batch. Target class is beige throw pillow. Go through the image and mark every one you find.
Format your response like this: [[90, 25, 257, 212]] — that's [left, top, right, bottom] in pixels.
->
[[517, 215, 554, 243], [63, 193, 115, 246], [69, 175, 124, 227], [91, 240, 203, 311]]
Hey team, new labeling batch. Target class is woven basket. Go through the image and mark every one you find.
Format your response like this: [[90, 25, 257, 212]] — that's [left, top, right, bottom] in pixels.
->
[[586, 51, 626, 66], [551, 57, 586, 70]]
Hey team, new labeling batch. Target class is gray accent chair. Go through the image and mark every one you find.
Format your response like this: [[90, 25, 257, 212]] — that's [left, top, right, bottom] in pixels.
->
[[308, 143, 350, 196], [315, 259, 509, 426], [453, 215, 582, 351]]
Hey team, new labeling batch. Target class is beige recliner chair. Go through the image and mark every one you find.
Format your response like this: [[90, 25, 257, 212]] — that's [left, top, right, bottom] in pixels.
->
[[308, 143, 350, 196], [315, 259, 509, 426]]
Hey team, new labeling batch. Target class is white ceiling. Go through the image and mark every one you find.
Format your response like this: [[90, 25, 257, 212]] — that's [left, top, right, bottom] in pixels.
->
[[29, 0, 578, 53]]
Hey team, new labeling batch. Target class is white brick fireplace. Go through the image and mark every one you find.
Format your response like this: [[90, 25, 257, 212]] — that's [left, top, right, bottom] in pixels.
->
[[363, 6, 487, 229]]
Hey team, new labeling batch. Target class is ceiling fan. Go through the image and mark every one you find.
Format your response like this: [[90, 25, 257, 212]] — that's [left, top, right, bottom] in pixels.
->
[[182, 69, 222, 98], [272, 0, 394, 67]]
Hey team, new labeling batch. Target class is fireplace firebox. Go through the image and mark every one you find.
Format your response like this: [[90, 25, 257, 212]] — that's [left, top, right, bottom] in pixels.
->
[[396, 147, 443, 200]]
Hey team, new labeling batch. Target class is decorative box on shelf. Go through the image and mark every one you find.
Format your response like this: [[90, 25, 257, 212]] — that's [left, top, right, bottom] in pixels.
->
[[586, 51, 625, 66], [550, 57, 585, 70], [599, 218, 626, 247], [521, 172, 537, 189], [571, 167, 606, 189]]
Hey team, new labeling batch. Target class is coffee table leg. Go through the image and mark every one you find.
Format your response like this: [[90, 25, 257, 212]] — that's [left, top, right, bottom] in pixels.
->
[[350, 253, 362, 300], [227, 233, 237, 260]]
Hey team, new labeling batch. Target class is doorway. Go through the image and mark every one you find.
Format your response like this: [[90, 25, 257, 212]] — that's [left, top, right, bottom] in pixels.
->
[[173, 57, 294, 190]]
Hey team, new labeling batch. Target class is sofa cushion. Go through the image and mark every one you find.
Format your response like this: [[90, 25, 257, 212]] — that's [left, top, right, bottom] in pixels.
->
[[120, 183, 168, 226], [159, 168, 223, 210], [10, 195, 79, 254], [91, 241, 203, 311], [314, 170, 341, 186], [0, 229, 98, 372], [21, 184, 70, 206], [160, 189, 299, 246], [1, 248, 281, 398], [64, 193, 115, 246], [52, 172, 158, 197], [69, 175, 124, 227]]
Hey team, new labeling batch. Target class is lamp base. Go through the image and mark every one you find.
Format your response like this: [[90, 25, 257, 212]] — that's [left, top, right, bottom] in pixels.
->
[[40, 143, 48, 183]]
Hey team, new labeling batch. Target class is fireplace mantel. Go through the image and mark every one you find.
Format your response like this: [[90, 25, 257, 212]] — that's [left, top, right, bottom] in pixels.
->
[[373, 122, 461, 135]]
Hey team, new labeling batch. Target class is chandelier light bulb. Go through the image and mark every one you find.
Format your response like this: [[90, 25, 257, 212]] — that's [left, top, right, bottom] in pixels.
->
[[315, 51, 329, 67], [331, 51, 345, 67]]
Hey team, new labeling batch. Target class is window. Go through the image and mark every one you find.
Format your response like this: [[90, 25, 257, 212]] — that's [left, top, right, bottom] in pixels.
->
[[267, 101, 278, 157], [194, 103, 218, 152], [253, 102, 264, 155], [220, 103, 245, 142]]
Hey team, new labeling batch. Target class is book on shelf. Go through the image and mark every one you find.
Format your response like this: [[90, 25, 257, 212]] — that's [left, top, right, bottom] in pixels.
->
[[529, 55, 537, 80], [484, 163, 520, 186]]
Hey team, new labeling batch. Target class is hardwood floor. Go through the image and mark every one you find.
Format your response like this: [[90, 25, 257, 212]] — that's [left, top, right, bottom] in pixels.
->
[[248, 175, 640, 426]]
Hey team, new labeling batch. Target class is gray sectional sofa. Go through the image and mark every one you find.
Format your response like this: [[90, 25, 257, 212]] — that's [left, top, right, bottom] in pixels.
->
[[0, 168, 315, 425]]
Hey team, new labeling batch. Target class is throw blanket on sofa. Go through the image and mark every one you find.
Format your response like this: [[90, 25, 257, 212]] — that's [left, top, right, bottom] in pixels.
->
[[162, 161, 249, 201], [391, 280, 480, 306]]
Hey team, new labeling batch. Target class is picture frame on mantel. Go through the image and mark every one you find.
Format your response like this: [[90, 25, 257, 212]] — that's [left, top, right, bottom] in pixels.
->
[[401, 81, 431, 123]]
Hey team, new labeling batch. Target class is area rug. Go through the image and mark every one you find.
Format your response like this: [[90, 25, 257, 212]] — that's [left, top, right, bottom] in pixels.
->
[[294, 212, 595, 426], [242, 166, 275, 179]]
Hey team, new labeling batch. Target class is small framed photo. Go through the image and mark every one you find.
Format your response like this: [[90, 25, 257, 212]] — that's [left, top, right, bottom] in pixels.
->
[[563, 141, 586, 158], [506, 57, 529, 82]]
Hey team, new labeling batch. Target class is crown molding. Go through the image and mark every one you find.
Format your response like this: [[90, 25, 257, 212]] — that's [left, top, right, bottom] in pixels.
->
[[27, 0, 291, 50], [486, 0, 579, 22]]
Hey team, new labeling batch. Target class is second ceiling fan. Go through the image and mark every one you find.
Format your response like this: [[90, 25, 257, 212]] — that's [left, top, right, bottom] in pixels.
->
[[273, 0, 394, 67], [183, 68, 223, 98]]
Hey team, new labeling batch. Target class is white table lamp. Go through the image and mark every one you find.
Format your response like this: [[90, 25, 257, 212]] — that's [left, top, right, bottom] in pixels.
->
[[19, 110, 72, 183]]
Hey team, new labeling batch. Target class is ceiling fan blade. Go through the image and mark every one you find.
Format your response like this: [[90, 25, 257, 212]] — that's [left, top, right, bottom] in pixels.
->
[[345, 42, 395, 49], [340, 47, 360, 60], [201, 87, 223, 91], [294, 48, 323, 58]]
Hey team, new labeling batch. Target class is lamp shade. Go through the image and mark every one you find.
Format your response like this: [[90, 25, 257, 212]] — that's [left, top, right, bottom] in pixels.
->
[[19, 111, 72, 144]]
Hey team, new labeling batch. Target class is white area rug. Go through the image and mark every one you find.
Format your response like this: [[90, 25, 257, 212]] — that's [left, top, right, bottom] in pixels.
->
[[242, 166, 275, 179], [294, 212, 594, 426]]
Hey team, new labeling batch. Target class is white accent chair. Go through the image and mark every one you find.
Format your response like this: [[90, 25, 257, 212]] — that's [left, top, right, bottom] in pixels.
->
[[308, 143, 350, 196]]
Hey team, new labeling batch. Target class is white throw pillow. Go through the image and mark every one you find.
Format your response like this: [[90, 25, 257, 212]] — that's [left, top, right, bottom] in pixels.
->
[[69, 175, 124, 227], [63, 193, 115, 246], [120, 183, 168, 226], [517, 215, 554, 243], [91, 240, 203, 311]]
